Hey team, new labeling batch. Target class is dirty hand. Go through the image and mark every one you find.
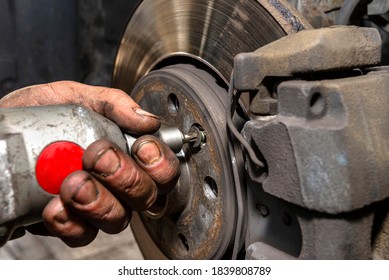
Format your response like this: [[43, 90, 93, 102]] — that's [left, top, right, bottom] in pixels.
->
[[0, 81, 180, 247]]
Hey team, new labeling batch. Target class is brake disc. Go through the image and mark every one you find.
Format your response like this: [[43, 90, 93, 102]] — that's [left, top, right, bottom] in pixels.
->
[[112, 0, 311, 259]]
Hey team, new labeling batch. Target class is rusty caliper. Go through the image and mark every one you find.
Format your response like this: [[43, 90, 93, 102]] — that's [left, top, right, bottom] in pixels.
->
[[113, 0, 389, 259], [234, 26, 389, 259]]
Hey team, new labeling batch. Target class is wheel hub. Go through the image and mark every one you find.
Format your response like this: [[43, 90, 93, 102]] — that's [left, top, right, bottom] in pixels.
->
[[130, 64, 239, 259]]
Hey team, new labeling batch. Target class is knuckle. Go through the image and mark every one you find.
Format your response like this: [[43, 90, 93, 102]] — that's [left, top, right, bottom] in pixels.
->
[[151, 155, 180, 185], [100, 207, 130, 234], [121, 170, 147, 197], [121, 172, 157, 210]]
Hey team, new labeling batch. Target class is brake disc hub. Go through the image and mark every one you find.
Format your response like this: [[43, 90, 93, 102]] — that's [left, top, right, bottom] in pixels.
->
[[130, 64, 239, 259]]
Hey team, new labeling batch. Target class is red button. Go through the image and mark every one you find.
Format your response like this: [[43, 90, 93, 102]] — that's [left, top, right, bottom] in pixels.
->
[[36, 141, 84, 195]]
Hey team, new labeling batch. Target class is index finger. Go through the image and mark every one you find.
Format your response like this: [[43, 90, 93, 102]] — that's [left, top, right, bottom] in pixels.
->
[[0, 81, 160, 134]]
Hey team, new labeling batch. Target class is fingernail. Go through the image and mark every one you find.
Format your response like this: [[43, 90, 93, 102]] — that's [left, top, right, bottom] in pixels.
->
[[133, 108, 159, 119], [54, 208, 69, 224], [71, 179, 98, 205], [135, 141, 161, 165], [93, 148, 121, 177]]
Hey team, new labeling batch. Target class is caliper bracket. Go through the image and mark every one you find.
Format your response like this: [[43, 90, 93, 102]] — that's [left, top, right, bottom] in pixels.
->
[[233, 26, 381, 91]]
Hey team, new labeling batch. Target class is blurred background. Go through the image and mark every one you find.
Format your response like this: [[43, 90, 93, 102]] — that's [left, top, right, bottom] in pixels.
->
[[0, 0, 139, 98]]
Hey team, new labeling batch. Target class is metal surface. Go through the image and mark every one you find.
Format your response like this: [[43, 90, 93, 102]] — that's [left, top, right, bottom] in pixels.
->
[[129, 64, 241, 259], [242, 68, 389, 258], [113, 0, 311, 93], [234, 26, 381, 91], [243, 68, 389, 214], [155, 127, 206, 154], [126, 127, 206, 154]]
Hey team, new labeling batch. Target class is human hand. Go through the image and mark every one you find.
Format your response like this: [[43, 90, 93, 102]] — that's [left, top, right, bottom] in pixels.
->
[[0, 81, 180, 247]]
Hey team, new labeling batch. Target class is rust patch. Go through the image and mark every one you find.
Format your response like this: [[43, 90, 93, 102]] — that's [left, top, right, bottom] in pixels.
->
[[259, 0, 313, 33]]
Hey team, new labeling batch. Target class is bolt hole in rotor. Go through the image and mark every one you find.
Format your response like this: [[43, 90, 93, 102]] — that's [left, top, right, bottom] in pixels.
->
[[204, 176, 218, 199], [168, 93, 180, 116], [309, 91, 326, 117], [178, 233, 190, 251]]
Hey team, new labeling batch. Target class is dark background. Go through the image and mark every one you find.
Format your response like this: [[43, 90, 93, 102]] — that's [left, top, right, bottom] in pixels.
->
[[0, 0, 139, 98]]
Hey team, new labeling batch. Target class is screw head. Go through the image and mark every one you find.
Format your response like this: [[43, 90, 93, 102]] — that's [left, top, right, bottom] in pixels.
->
[[256, 203, 269, 217]]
